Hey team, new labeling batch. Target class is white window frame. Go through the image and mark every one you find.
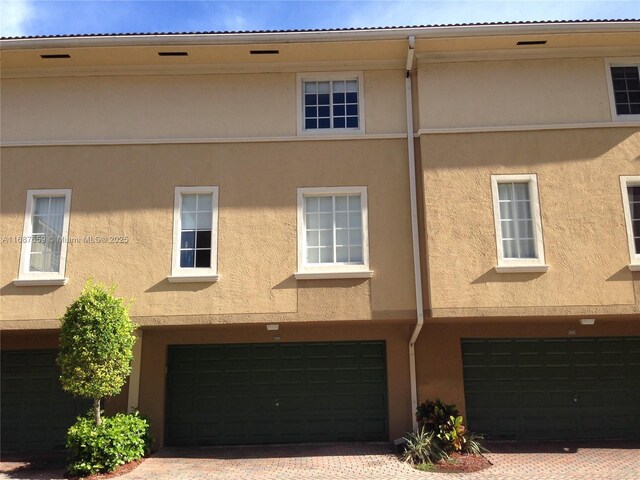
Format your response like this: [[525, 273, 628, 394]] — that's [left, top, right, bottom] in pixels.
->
[[604, 58, 640, 122], [295, 186, 372, 280], [620, 175, 640, 271], [168, 186, 220, 283], [14, 189, 72, 286], [491, 174, 548, 273], [296, 71, 366, 136]]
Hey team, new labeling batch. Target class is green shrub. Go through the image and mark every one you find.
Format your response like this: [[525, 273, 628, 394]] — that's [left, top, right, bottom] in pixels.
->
[[401, 427, 447, 465], [58, 281, 136, 427], [66, 412, 151, 476], [414, 399, 487, 457]]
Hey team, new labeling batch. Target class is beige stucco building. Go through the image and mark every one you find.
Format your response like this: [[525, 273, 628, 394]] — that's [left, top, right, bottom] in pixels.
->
[[1, 20, 639, 451]]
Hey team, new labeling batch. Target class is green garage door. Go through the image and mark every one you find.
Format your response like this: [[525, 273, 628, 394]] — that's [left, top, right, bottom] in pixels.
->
[[165, 341, 388, 445], [1, 350, 90, 452], [462, 337, 640, 440]]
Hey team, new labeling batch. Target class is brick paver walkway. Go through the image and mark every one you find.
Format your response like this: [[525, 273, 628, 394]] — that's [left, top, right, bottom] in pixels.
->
[[1, 441, 639, 479]]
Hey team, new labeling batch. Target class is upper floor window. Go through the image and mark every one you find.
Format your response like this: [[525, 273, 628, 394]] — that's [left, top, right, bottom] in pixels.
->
[[606, 59, 640, 121], [15, 189, 72, 286], [295, 186, 372, 279], [297, 72, 365, 135], [491, 175, 548, 273], [169, 186, 219, 283], [620, 176, 640, 271]]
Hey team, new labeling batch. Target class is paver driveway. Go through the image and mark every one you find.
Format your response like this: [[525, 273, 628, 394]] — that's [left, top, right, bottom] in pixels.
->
[[1, 441, 639, 480]]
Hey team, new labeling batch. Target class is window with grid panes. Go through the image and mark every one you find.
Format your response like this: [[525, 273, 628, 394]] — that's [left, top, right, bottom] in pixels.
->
[[610, 66, 640, 116], [628, 185, 640, 254], [29, 196, 66, 272], [17, 189, 72, 283], [303, 79, 359, 130], [179, 193, 213, 268], [304, 194, 363, 265], [497, 182, 536, 259]]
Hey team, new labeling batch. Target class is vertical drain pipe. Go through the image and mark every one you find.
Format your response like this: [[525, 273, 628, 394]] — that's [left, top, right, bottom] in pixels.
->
[[405, 35, 424, 432]]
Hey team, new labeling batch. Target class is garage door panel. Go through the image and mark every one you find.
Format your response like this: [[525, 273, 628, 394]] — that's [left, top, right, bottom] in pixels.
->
[[165, 341, 388, 445], [462, 337, 640, 440], [1, 350, 90, 452]]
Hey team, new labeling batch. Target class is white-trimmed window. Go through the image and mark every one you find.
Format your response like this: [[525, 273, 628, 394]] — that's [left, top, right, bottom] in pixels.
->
[[491, 175, 548, 273], [605, 59, 640, 121], [620, 176, 640, 271], [169, 186, 219, 283], [15, 189, 72, 286], [297, 72, 365, 135], [295, 186, 372, 279]]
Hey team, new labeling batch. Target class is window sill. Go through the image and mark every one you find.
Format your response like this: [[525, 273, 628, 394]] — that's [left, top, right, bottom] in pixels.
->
[[628, 264, 640, 272], [166, 275, 220, 283], [13, 277, 68, 286], [494, 265, 549, 274], [294, 270, 374, 280]]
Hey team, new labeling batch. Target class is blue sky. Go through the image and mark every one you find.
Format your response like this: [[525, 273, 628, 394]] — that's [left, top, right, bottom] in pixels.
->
[[1, 1, 638, 38]]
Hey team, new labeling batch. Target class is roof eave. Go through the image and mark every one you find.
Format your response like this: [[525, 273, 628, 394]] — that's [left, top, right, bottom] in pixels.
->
[[1, 21, 639, 50]]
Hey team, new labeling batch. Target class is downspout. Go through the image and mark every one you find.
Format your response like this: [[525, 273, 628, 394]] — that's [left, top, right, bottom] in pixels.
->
[[405, 35, 424, 432]]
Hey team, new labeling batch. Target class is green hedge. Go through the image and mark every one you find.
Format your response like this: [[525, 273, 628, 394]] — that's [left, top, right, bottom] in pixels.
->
[[66, 412, 152, 476]]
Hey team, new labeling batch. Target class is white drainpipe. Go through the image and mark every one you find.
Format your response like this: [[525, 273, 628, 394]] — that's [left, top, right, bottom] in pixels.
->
[[405, 35, 424, 432]]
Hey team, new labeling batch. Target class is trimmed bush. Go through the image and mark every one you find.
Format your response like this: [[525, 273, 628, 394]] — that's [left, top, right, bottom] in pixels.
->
[[66, 412, 152, 476]]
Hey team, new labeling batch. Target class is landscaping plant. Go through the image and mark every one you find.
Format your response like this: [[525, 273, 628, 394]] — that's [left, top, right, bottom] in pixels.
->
[[401, 427, 447, 466], [58, 281, 149, 476], [406, 399, 487, 465], [66, 412, 152, 476]]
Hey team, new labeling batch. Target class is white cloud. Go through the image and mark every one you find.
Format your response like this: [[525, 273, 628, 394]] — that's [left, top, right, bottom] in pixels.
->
[[0, 0, 34, 37]]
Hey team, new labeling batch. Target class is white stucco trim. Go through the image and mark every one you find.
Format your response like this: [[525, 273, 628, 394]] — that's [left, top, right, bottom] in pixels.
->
[[0, 133, 404, 148], [416, 121, 640, 136], [16, 189, 72, 284], [166, 275, 220, 283], [127, 330, 143, 412], [294, 270, 373, 280], [12, 277, 68, 286], [491, 174, 548, 273], [604, 58, 640, 122], [170, 186, 219, 279], [296, 186, 371, 279], [296, 71, 365, 136], [620, 175, 640, 270]]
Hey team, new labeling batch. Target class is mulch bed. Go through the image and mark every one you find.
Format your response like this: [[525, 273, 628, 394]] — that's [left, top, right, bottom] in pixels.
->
[[65, 458, 145, 480], [431, 453, 492, 473]]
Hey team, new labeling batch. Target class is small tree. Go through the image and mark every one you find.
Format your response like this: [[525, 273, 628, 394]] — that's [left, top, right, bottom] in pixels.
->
[[58, 281, 136, 426]]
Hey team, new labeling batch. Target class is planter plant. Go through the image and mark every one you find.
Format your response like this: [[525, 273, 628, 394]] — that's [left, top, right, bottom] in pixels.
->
[[57, 281, 151, 476], [403, 399, 487, 469]]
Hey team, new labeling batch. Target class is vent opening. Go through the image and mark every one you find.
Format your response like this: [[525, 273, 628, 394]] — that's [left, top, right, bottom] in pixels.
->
[[40, 54, 71, 59], [250, 50, 280, 55], [158, 51, 188, 57], [516, 40, 547, 46]]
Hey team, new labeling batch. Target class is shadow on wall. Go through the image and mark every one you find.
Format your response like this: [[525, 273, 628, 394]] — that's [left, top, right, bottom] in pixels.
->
[[471, 269, 545, 284]]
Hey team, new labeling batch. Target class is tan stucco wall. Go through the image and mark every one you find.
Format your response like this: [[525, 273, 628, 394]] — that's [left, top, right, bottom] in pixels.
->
[[0, 70, 406, 143], [0, 139, 415, 328], [137, 322, 413, 448], [418, 57, 613, 128], [421, 127, 640, 317], [415, 319, 640, 422]]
